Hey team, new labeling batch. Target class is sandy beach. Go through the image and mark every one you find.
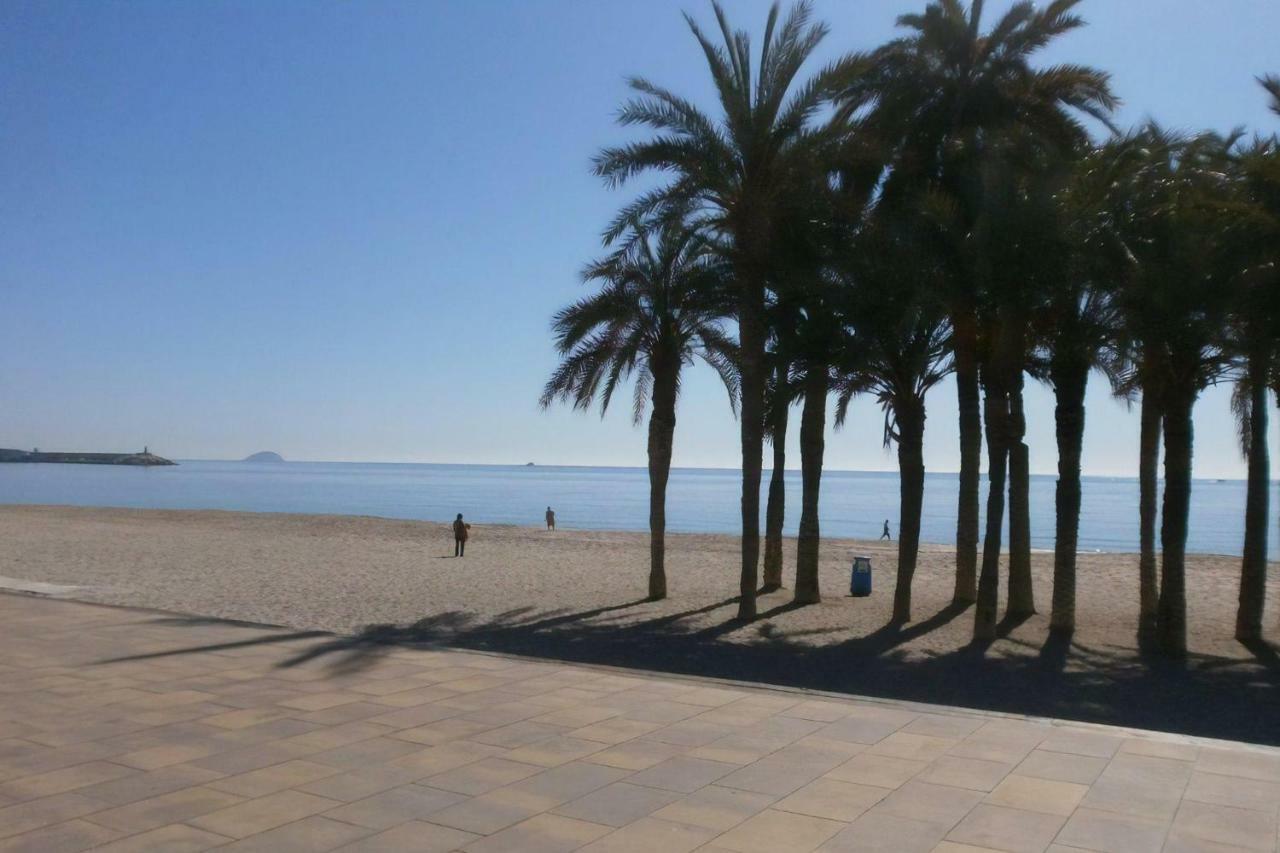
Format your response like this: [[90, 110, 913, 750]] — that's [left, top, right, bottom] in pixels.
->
[[2, 505, 1277, 743]]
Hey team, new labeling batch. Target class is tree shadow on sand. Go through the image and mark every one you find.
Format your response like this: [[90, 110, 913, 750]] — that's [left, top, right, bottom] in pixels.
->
[[245, 596, 1280, 745]]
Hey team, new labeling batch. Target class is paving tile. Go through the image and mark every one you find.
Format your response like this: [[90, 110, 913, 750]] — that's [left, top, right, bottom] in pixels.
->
[[1183, 769, 1280, 813], [872, 780, 984, 828], [714, 807, 846, 853], [424, 757, 545, 796], [1054, 806, 1171, 853], [1167, 799, 1279, 851], [1080, 754, 1193, 820], [1196, 747, 1280, 784], [89, 823, 232, 852], [918, 756, 1016, 792], [570, 718, 660, 745], [428, 787, 560, 834], [773, 777, 888, 822], [322, 783, 466, 829], [188, 788, 341, 838], [87, 785, 246, 833], [114, 743, 221, 771], [553, 781, 682, 827], [628, 757, 738, 794], [1120, 737, 1199, 762], [332, 820, 477, 853], [214, 816, 372, 852], [507, 761, 630, 806], [651, 784, 776, 832], [1013, 749, 1108, 785], [463, 813, 612, 853], [206, 759, 340, 797], [0, 793, 112, 839], [985, 774, 1089, 816], [577, 817, 716, 853], [581, 740, 683, 771], [825, 753, 928, 789], [867, 732, 958, 763], [0, 760, 136, 801], [1037, 730, 1122, 759], [945, 804, 1065, 853], [506, 736, 607, 768], [0, 818, 121, 853], [297, 766, 426, 801]]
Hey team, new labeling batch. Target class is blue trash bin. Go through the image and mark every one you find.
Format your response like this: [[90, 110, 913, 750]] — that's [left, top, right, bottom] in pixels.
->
[[850, 555, 872, 597]]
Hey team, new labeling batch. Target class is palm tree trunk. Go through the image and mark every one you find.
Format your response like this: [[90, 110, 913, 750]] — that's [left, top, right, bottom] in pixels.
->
[[953, 310, 981, 605], [646, 363, 678, 601], [1157, 385, 1195, 656], [892, 398, 926, 624], [1138, 390, 1161, 644], [794, 370, 828, 605], [1006, 362, 1034, 618], [1050, 360, 1088, 634], [763, 402, 789, 592], [1236, 360, 1269, 641], [975, 363, 1008, 641], [737, 280, 766, 621]]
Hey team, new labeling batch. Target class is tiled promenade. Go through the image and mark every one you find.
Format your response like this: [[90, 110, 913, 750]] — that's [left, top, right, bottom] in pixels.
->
[[1, 594, 1277, 852]]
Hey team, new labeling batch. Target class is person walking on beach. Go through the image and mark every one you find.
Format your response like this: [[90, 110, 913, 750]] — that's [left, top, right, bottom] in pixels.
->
[[453, 513, 470, 557], [881, 519, 891, 541], [545, 506, 556, 531]]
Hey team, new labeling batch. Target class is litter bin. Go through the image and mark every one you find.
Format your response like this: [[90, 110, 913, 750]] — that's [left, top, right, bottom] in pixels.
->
[[849, 555, 872, 597]]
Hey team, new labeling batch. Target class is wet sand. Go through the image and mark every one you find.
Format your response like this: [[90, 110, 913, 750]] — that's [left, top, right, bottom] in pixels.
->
[[2, 505, 1277, 743]]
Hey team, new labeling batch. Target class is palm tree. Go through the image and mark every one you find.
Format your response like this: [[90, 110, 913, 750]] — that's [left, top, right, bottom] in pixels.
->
[[1033, 144, 1127, 635], [762, 347, 797, 592], [846, 0, 1117, 614], [1262, 74, 1280, 116], [541, 217, 737, 601], [1225, 134, 1280, 641], [836, 220, 951, 623], [1118, 128, 1239, 655], [593, 1, 866, 620]]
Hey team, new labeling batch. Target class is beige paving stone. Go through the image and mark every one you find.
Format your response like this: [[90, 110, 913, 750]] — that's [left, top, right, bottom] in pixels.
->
[[75, 763, 225, 806], [0, 793, 110, 839], [278, 692, 364, 711], [553, 781, 683, 827], [578, 817, 716, 853], [1183, 769, 1280, 813], [826, 753, 929, 789], [189, 789, 342, 838], [200, 707, 295, 730], [390, 718, 495, 746], [428, 787, 560, 834], [1080, 754, 1193, 820], [715, 807, 846, 853], [87, 785, 246, 833], [948, 737, 1041, 765], [298, 766, 426, 801], [424, 757, 545, 796], [1038, 730, 1122, 759], [628, 756, 738, 793], [581, 739, 683, 771], [309, 736, 425, 768], [779, 700, 856, 723], [463, 812, 613, 853], [89, 823, 232, 852], [651, 785, 776, 832], [0, 760, 136, 801], [206, 759, 340, 797], [188, 741, 317, 775], [773, 777, 888, 822], [506, 735, 607, 767], [116, 743, 221, 771], [619, 701, 706, 724], [323, 783, 466, 829], [213, 816, 372, 852], [506, 761, 630, 806], [644, 720, 734, 748], [872, 780, 984, 828], [932, 843, 1007, 853], [1054, 806, 1171, 853], [470, 721, 567, 749], [918, 756, 1016, 792], [819, 812, 949, 853], [985, 774, 1089, 816], [332, 819, 477, 853], [868, 732, 958, 763], [1197, 747, 1280, 784], [1120, 737, 1199, 762], [0, 818, 121, 853], [570, 718, 660, 745], [945, 804, 1066, 853], [1167, 799, 1279, 851], [1013, 749, 1108, 785]]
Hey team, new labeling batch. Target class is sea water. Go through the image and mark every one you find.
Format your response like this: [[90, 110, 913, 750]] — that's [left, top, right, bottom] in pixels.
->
[[0, 460, 1274, 558]]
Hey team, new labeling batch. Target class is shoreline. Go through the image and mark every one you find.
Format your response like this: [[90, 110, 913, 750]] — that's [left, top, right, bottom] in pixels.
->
[[0, 502, 1262, 562]]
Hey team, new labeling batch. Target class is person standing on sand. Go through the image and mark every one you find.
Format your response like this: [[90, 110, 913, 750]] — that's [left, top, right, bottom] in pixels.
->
[[453, 513, 470, 557], [881, 519, 891, 541], [545, 506, 556, 531]]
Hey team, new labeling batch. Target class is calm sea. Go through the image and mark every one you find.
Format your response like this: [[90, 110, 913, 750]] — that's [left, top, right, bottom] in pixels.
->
[[1, 460, 1275, 558]]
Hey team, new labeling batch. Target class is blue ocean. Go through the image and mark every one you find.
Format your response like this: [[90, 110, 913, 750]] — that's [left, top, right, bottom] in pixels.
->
[[1, 460, 1274, 558]]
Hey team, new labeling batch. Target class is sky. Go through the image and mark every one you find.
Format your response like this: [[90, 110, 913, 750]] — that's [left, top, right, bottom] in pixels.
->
[[2, 0, 1278, 478]]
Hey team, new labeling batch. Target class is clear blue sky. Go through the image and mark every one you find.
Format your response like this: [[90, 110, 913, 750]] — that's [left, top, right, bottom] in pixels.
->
[[2, 1, 1277, 477]]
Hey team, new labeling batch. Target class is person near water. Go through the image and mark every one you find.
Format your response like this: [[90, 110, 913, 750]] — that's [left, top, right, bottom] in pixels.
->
[[881, 519, 891, 540], [545, 506, 556, 530], [453, 513, 470, 556]]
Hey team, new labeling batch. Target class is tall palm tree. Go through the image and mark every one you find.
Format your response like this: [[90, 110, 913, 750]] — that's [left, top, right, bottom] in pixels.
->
[[836, 220, 951, 623], [1033, 144, 1127, 635], [846, 0, 1117, 613], [594, 1, 867, 620], [1225, 134, 1280, 641], [541, 217, 737, 601], [762, 347, 797, 592], [1119, 128, 1239, 655]]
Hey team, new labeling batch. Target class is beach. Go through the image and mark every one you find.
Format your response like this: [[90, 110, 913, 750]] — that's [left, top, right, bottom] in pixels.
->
[[2, 505, 1278, 743]]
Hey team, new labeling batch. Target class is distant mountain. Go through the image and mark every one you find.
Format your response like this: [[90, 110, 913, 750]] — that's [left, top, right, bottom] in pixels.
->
[[243, 451, 285, 463]]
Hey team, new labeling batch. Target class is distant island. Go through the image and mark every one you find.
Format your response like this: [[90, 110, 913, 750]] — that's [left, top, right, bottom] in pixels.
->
[[0, 447, 175, 466], [243, 451, 285, 463]]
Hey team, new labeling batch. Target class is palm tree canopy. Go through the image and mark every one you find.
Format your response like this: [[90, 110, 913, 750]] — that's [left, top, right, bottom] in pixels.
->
[[1262, 74, 1280, 118], [541, 218, 739, 423]]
